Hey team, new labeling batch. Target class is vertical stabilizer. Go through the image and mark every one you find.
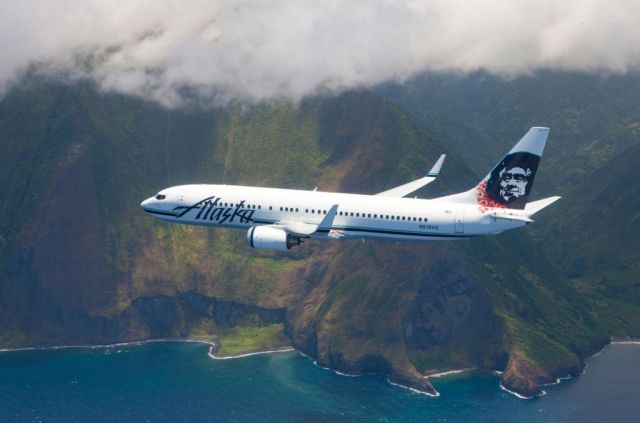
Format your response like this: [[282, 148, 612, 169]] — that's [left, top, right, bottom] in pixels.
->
[[440, 127, 549, 210]]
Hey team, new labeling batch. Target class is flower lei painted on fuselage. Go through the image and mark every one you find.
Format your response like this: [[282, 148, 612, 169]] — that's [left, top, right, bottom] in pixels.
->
[[476, 181, 507, 213]]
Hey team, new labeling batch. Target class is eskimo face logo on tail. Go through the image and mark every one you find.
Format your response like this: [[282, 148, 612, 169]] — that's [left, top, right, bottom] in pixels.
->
[[477, 152, 540, 210]]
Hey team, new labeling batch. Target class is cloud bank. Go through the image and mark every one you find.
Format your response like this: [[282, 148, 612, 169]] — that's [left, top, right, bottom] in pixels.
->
[[2, 0, 640, 105]]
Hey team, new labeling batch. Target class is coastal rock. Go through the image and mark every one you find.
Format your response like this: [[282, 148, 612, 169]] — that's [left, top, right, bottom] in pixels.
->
[[499, 351, 584, 398], [389, 366, 438, 396], [501, 354, 548, 397]]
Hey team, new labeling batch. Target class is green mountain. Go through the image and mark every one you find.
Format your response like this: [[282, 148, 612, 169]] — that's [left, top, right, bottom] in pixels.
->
[[0, 76, 629, 397], [380, 71, 640, 339]]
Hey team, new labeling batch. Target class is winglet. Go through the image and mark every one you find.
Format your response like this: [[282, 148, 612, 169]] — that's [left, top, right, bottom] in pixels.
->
[[376, 154, 445, 198], [427, 154, 446, 177], [318, 204, 339, 231]]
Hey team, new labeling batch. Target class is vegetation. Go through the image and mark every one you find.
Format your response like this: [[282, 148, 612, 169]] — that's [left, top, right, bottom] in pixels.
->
[[215, 324, 289, 357]]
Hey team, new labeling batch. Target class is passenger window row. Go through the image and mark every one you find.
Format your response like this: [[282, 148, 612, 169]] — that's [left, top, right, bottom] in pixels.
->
[[274, 206, 428, 222], [337, 210, 427, 222], [220, 201, 428, 223]]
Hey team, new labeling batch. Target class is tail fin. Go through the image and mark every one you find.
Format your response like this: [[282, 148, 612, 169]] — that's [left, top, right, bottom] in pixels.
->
[[441, 127, 549, 210]]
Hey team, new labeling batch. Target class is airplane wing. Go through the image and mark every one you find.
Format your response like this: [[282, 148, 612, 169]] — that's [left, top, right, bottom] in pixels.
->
[[376, 154, 446, 198], [274, 204, 339, 236]]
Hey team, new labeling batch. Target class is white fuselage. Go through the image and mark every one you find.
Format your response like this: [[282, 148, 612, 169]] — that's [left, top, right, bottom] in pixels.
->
[[140, 184, 525, 241]]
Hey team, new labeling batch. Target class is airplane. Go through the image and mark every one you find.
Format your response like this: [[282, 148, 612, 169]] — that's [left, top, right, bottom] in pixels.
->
[[140, 127, 560, 251]]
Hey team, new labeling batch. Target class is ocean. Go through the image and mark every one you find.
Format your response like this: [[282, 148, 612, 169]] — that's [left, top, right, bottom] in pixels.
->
[[1, 341, 638, 422]]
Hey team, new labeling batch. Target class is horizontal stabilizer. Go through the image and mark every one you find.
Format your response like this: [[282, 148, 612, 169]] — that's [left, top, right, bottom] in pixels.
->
[[489, 210, 534, 223], [524, 196, 561, 215], [376, 154, 445, 198]]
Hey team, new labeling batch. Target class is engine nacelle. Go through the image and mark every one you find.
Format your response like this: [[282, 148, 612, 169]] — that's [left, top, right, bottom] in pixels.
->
[[247, 226, 301, 251]]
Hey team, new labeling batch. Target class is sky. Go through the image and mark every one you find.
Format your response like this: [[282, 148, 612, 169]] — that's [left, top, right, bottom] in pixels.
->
[[2, 0, 640, 106]]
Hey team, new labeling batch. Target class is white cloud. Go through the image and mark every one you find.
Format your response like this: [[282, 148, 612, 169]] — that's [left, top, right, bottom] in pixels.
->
[[2, 0, 640, 105]]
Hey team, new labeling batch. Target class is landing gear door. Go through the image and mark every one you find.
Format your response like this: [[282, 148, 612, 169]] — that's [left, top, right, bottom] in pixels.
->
[[455, 211, 465, 234]]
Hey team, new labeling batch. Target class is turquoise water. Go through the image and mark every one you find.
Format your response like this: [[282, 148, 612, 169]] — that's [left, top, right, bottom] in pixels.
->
[[1, 342, 639, 422]]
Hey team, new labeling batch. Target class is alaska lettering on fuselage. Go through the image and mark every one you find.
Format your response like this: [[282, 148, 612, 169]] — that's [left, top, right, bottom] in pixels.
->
[[173, 196, 256, 224]]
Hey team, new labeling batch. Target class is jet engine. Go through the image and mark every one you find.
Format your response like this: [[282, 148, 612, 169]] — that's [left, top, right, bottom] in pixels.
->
[[247, 226, 301, 251]]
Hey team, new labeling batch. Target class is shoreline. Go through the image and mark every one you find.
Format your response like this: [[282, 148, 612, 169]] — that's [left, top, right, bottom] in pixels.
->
[[296, 350, 437, 395], [387, 378, 440, 398], [296, 350, 361, 377], [499, 340, 634, 400], [610, 338, 640, 345], [207, 345, 295, 360], [499, 383, 539, 400], [296, 350, 362, 377], [424, 368, 474, 379], [0, 338, 217, 353], [540, 374, 573, 387], [3, 337, 639, 400]]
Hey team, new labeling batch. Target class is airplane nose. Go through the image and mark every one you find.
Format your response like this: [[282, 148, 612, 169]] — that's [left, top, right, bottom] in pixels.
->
[[140, 197, 152, 209]]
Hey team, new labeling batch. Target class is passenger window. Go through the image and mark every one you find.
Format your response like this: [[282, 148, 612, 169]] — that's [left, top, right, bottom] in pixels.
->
[[280, 207, 283, 211], [367, 214, 371, 218]]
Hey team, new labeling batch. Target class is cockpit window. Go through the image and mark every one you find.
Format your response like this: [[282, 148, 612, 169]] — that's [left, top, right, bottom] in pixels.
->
[[155, 194, 166, 200]]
